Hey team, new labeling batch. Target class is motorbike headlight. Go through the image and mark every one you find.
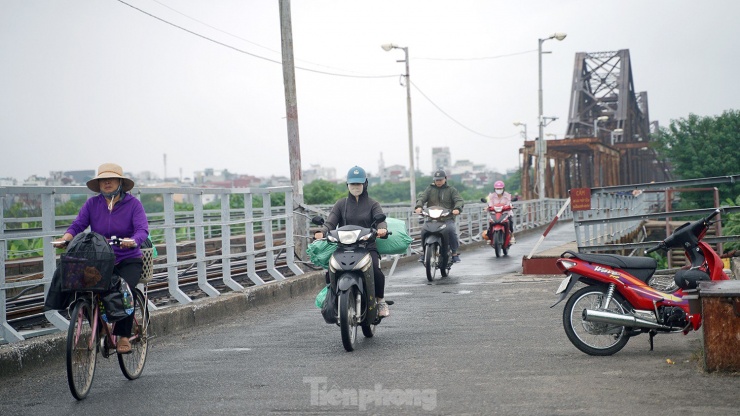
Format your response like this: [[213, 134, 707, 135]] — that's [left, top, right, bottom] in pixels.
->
[[359, 233, 372, 241], [337, 229, 361, 244], [429, 208, 443, 218], [327, 234, 338, 243]]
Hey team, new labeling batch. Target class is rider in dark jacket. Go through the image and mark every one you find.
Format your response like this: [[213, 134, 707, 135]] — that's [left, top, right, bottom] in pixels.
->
[[314, 166, 390, 317], [414, 169, 464, 262]]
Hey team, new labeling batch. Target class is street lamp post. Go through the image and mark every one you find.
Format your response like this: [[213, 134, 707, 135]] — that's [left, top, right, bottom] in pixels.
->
[[593, 115, 609, 139], [382, 43, 416, 207], [537, 32, 566, 200], [610, 128, 624, 145], [513, 122, 527, 140]]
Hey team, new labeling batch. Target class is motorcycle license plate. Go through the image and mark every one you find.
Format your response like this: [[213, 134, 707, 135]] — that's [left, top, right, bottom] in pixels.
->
[[555, 275, 571, 294]]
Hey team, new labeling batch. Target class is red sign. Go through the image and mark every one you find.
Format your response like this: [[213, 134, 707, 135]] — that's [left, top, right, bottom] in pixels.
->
[[570, 188, 591, 211]]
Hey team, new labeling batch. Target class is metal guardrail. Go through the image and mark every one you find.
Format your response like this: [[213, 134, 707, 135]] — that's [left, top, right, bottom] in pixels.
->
[[573, 176, 740, 253], [1, 184, 570, 343], [0, 185, 302, 343]]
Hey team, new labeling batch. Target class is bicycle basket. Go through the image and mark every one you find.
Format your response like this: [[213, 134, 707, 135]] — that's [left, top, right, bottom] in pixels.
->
[[140, 247, 154, 284], [60, 251, 115, 292]]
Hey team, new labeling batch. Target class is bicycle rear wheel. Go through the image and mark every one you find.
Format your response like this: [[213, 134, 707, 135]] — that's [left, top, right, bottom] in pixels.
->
[[118, 288, 149, 379], [66, 299, 97, 400]]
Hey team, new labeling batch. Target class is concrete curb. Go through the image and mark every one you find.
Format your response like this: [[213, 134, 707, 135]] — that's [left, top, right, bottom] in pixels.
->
[[0, 270, 327, 379]]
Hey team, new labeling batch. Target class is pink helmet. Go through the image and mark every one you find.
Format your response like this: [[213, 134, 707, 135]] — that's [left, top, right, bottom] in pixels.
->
[[494, 180, 505, 189]]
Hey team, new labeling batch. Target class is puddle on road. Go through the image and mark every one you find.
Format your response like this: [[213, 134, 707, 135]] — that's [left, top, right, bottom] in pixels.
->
[[209, 348, 252, 352], [441, 290, 473, 295], [383, 292, 412, 297]]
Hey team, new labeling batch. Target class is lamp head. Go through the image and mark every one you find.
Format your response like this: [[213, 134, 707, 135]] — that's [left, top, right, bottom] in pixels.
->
[[513, 122, 525, 127], [597, 116, 609, 122], [613, 128, 624, 133], [381, 43, 395, 52], [553, 32, 567, 41]]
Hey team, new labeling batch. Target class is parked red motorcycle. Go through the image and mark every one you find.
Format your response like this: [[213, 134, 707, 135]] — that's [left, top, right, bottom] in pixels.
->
[[481, 198, 513, 257], [552, 208, 729, 356]]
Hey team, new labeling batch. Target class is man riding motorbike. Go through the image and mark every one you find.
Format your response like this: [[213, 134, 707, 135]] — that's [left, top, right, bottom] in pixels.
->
[[314, 166, 390, 317], [485, 180, 516, 244], [415, 170, 464, 263]]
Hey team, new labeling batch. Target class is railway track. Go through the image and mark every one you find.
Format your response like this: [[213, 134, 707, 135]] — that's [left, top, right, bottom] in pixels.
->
[[3, 247, 319, 336]]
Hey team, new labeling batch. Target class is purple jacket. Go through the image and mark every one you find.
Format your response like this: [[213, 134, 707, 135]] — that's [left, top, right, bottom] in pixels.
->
[[66, 193, 149, 264]]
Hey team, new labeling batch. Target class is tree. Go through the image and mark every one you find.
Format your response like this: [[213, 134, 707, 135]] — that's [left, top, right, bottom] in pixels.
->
[[303, 180, 344, 205], [653, 110, 740, 201]]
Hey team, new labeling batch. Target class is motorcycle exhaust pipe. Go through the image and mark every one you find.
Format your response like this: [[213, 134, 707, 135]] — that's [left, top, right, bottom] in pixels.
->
[[582, 309, 671, 330]]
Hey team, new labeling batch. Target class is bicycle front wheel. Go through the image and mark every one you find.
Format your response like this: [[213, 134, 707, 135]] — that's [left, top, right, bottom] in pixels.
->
[[66, 299, 97, 400], [118, 288, 149, 379]]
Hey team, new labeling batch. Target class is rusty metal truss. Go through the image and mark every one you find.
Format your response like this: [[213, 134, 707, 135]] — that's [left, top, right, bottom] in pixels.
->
[[520, 50, 671, 200]]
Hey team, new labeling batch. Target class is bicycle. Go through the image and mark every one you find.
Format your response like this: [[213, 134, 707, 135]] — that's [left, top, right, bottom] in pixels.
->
[[54, 236, 151, 400]]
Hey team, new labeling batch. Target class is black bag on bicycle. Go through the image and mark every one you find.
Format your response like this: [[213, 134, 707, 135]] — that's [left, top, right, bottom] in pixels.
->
[[100, 275, 135, 323], [60, 232, 116, 293], [45, 232, 115, 310], [44, 267, 73, 311]]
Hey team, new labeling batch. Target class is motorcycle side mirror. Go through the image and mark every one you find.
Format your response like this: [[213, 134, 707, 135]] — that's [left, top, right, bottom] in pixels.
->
[[511, 196, 519, 202], [311, 216, 325, 226], [373, 214, 387, 224], [480, 198, 487, 203]]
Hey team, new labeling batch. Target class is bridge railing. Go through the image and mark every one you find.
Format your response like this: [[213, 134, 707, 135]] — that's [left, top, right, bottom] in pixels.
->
[[1, 183, 570, 344], [0, 185, 302, 343], [573, 175, 740, 254]]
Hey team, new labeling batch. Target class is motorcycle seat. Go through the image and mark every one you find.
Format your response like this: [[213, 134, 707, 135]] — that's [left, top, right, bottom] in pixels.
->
[[562, 250, 657, 281]]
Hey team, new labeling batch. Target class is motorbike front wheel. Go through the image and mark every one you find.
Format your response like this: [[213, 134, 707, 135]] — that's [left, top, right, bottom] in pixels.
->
[[424, 244, 438, 281], [563, 286, 630, 356], [339, 287, 359, 351], [493, 230, 503, 258]]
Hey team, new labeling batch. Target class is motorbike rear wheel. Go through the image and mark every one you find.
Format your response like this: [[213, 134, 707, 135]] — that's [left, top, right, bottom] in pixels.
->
[[424, 244, 438, 281], [563, 286, 630, 356], [339, 287, 359, 352]]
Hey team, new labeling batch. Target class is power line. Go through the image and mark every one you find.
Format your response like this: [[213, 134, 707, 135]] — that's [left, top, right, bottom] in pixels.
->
[[115, 0, 396, 79], [116, 1, 522, 139], [148, 0, 382, 76], [415, 49, 537, 61], [410, 81, 519, 140]]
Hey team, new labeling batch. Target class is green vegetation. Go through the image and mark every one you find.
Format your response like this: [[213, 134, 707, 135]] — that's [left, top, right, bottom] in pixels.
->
[[651, 109, 740, 249], [653, 110, 740, 207], [303, 172, 520, 206]]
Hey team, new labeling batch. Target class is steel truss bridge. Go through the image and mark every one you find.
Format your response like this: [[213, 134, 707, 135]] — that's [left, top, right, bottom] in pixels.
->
[[521, 49, 671, 200]]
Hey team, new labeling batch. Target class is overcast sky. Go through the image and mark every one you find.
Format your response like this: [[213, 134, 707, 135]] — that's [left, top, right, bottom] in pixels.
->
[[1, 0, 737, 182]]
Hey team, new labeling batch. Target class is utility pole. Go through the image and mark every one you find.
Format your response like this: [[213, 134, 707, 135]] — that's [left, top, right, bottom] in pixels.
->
[[279, 0, 306, 264]]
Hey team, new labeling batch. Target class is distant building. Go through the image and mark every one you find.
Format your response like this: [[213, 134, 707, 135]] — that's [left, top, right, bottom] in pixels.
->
[[432, 147, 451, 174], [0, 177, 17, 186], [303, 164, 337, 184], [381, 164, 408, 183], [207, 175, 262, 188], [263, 175, 291, 187], [63, 170, 95, 185]]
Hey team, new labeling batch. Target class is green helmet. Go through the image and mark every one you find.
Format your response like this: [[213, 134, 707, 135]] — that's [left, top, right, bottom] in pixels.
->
[[346, 166, 367, 184]]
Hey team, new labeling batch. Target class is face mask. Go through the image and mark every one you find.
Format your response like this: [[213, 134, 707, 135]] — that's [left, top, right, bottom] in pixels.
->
[[102, 180, 123, 199], [102, 182, 123, 211], [495, 189, 504, 195], [348, 184, 363, 197]]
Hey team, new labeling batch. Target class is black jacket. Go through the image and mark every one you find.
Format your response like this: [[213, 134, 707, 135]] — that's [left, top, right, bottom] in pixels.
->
[[323, 189, 387, 250]]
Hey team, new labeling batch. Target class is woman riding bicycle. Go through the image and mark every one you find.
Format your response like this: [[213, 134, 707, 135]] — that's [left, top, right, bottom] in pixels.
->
[[54, 162, 148, 354]]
